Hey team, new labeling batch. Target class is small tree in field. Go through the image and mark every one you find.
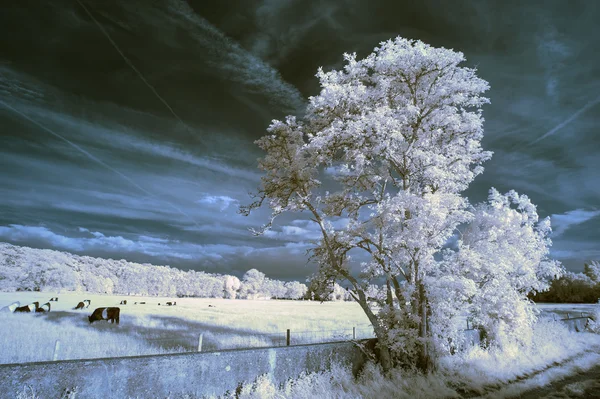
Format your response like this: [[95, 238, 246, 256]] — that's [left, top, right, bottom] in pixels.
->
[[241, 37, 556, 371], [223, 275, 241, 299], [240, 269, 266, 299]]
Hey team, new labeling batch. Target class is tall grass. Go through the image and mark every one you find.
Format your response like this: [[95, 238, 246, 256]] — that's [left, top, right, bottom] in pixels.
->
[[204, 318, 600, 399], [0, 313, 183, 364]]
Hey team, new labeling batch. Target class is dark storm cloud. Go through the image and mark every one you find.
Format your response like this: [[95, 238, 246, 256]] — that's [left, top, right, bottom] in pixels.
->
[[1, 0, 599, 278]]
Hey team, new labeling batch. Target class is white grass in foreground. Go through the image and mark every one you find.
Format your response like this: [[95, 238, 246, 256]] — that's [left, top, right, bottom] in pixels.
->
[[0, 312, 181, 364], [202, 318, 600, 399]]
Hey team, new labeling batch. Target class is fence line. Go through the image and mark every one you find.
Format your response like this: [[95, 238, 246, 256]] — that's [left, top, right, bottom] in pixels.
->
[[32, 313, 596, 363], [46, 324, 376, 362]]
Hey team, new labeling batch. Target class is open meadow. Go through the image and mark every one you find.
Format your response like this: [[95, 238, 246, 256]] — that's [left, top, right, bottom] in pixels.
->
[[0, 292, 373, 364], [2, 292, 600, 398]]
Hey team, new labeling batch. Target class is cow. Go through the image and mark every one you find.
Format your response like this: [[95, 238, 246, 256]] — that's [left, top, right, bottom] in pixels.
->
[[36, 302, 51, 313], [14, 301, 39, 313], [74, 301, 85, 310], [166, 301, 176, 306], [120, 300, 127, 305], [49, 297, 58, 302], [0, 301, 20, 313], [88, 307, 120, 324], [83, 299, 91, 308]]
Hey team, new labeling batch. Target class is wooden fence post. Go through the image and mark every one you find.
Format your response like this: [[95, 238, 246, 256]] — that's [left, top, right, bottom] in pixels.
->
[[353, 327, 356, 340], [53, 339, 60, 361], [286, 329, 291, 346], [197, 334, 203, 352]]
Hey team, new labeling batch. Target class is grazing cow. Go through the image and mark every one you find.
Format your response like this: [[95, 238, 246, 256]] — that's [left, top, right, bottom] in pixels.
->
[[36, 302, 51, 313], [49, 297, 58, 302], [83, 299, 91, 308], [88, 307, 120, 324], [139, 302, 146, 305], [166, 302, 172, 306], [120, 300, 127, 305], [74, 301, 85, 310], [208, 305, 215, 308], [0, 301, 20, 313], [14, 301, 39, 313]]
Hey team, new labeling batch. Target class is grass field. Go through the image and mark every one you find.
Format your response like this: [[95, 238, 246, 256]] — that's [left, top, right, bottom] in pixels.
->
[[0, 292, 373, 364]]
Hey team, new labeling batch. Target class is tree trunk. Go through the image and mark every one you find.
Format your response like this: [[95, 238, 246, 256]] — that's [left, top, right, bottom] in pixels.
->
[[417, 281, 431, 371], [354, 289, 393, 373]]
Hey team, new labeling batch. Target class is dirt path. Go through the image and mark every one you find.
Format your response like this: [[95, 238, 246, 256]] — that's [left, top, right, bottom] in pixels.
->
[[506, 364, 600, 399], [457, 346, 600, 399]]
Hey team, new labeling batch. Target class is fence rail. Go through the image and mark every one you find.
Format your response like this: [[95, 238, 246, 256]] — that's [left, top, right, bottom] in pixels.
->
[[20, 313, 596, 363], [44, 324, 376, 363]]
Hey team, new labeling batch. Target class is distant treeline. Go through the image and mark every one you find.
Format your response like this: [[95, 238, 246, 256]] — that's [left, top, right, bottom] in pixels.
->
[[0, 242, 308, 300], [530, 261, 600, 303]]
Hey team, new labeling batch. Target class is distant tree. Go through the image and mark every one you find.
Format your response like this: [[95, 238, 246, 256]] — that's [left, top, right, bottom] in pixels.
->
[[223, 275, 241, 299], [531, 271, 597, 303], [240, 269, 266, 299], [285, 281, 308, 300], [584, 261, 600, 284], [264, 278, 287, 299]]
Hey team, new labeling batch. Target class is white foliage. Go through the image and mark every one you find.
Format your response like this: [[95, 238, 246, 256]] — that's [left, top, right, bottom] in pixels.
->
[[584, 260, 600, 284], [243, 36, 566, 370], [0, 243, 307, 300], [223, 275, 241, 299], [432, 189, 563, 350], [243, 36, 497, 368]]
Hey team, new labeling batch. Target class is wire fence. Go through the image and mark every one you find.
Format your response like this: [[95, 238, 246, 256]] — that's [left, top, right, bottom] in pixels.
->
[[12, 312, 596, 363], [44, 324, 376, 362]]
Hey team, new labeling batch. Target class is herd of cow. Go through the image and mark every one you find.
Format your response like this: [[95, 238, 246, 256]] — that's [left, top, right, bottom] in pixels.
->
[[1, 297, 179, 325]]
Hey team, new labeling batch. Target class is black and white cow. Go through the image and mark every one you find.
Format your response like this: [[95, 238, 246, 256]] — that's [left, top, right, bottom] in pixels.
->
[[36, 302, 51, 313], [14, 301, 39, 313], [88, 307, 120, 324]]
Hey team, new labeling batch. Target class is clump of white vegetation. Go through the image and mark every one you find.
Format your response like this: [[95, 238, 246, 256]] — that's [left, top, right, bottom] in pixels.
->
[[587, 303, 600, 333]]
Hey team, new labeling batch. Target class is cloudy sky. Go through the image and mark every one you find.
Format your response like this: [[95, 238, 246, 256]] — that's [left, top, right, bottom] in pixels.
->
[[1, 0, 598, 279]]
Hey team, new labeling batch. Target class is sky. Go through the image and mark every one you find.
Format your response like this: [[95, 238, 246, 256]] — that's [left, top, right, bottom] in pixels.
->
[[0, 0, 598, 280]]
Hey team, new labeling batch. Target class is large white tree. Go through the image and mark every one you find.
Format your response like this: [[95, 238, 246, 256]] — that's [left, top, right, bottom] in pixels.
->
[[242, 37, 493, 370]]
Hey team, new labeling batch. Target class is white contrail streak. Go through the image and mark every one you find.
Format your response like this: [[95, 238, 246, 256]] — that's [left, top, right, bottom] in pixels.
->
[[0, 99, 200, 228], [75, 0, 192, 133], [530, 94, 600, 145]]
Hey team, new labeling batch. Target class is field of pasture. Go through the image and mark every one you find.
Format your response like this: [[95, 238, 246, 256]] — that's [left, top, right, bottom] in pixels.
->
[[0, 292, 373, 364], [1, 292, 596, 366]]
